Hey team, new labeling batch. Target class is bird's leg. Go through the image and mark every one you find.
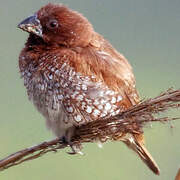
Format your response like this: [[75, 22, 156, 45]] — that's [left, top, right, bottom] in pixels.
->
[[60, 127, 84, 155], [68, 143, 83, 155]]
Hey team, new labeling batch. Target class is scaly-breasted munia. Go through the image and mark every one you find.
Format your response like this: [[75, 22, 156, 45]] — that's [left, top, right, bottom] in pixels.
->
[[18, 3, 160, 175]]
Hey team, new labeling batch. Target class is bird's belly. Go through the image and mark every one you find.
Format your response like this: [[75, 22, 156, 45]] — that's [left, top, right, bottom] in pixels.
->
[[45, 106, 73, 137], [30, 89, 73, 138]]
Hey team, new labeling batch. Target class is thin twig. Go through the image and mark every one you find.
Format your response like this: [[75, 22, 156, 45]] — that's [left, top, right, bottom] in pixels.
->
[[0, 89, 180, 171]]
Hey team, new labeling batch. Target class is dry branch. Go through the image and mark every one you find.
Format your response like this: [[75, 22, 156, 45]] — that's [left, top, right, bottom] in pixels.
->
[[0, 89, 180, 171]]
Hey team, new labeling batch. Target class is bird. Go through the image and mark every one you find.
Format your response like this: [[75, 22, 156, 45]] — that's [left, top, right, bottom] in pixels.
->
[[18, 3, 160, 175]]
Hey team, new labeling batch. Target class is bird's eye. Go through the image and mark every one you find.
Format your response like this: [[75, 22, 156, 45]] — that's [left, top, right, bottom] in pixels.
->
[[48, 20, 58, 29]]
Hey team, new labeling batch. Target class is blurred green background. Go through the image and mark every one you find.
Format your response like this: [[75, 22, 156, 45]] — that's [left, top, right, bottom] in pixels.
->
[[1, 0, 180, 179]]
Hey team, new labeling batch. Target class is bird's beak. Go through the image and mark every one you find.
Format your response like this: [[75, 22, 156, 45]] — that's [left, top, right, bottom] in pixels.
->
[[18, 14, 43, 37]]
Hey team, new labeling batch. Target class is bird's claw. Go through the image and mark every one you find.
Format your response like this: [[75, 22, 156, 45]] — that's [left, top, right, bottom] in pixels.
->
[[67, 143, 84, 155], [59, 136, 84, 155]]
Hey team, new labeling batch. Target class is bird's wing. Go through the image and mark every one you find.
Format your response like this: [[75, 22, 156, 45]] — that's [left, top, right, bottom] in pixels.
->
[[61, 41, 140, 125], [71, 40, 140, 108]]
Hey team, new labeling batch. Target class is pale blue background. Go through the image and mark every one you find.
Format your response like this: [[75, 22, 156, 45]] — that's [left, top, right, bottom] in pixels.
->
[[0, 0, 180, 179]]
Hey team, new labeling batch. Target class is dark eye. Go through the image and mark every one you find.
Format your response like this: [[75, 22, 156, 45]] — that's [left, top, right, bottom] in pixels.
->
[[48, 19, 59, 29]]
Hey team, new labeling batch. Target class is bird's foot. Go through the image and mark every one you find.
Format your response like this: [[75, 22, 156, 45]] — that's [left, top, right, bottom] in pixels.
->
[[67, 143, 84, 155], [60, 136, 84, 155]]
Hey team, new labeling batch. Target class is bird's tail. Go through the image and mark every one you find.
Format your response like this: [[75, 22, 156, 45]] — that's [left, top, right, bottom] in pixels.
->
[[123, 135, 160, 175]]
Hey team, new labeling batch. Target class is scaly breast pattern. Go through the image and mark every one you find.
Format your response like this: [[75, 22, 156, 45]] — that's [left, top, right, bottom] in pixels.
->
[[19, 52, 124, 137]]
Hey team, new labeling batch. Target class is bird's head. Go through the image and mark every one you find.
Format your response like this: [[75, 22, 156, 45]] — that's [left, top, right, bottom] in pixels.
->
[[18, 3, 94, 47]]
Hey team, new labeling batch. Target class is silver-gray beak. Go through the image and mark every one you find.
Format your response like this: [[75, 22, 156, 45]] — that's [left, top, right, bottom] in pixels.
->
[[18, 15, 43, 37]]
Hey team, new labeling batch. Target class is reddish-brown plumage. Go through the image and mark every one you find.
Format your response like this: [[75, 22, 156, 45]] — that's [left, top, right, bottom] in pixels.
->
[[18, 3, 160, 174]]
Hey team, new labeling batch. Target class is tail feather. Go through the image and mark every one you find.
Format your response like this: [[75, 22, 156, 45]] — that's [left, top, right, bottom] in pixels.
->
[[123, 136, 160, 175]]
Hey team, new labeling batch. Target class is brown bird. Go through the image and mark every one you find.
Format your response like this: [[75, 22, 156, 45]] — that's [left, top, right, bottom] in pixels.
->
[[18, 3, 160, 175]]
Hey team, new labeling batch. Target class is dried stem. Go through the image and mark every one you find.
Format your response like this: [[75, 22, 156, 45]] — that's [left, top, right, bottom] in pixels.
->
[[0, 89, 180, 171]]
